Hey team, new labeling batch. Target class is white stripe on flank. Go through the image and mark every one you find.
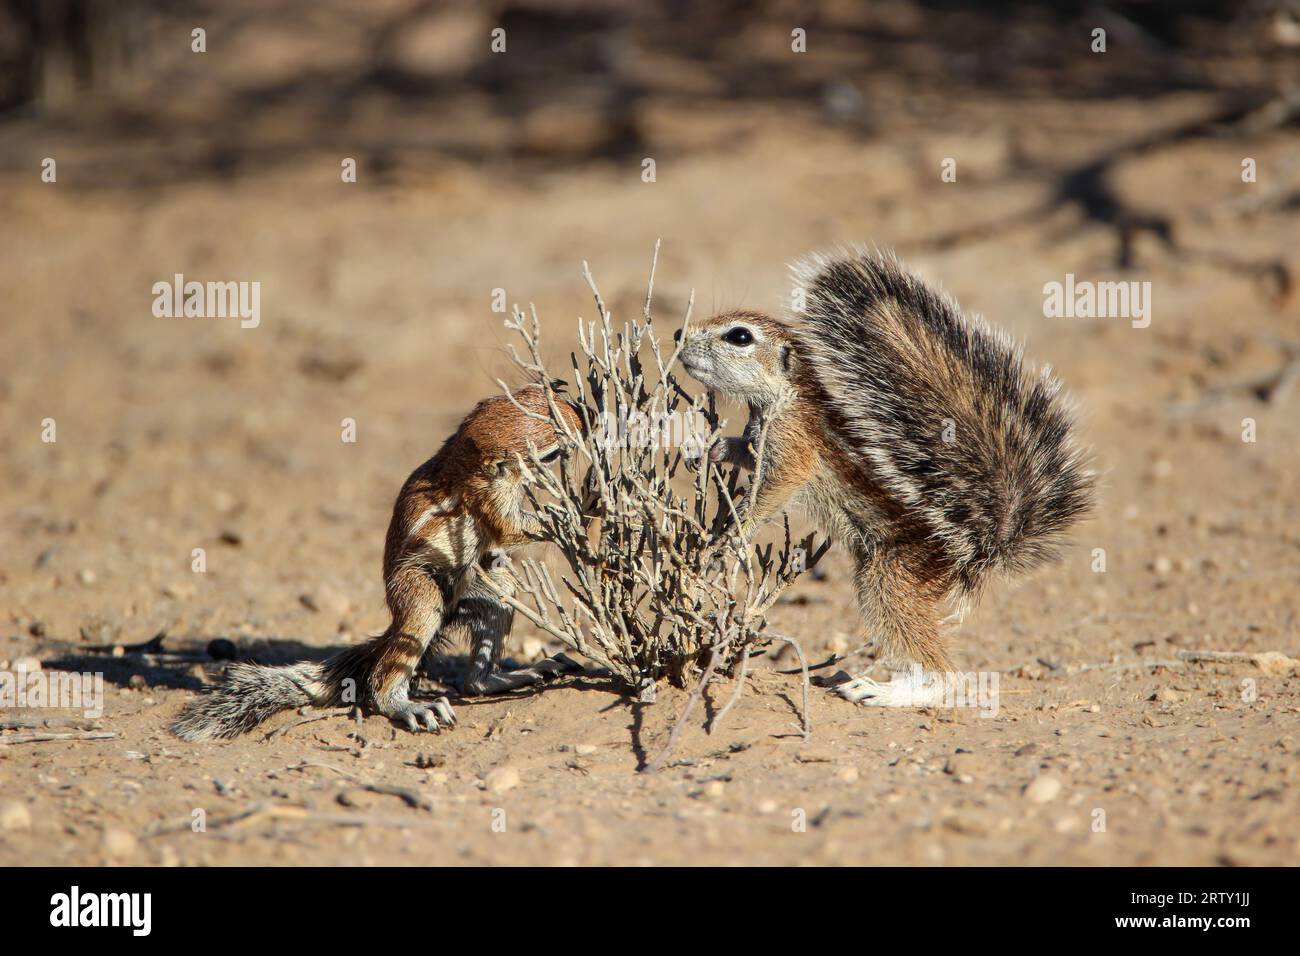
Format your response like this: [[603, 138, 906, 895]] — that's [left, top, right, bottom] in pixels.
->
[[406, 495, 460, 540]]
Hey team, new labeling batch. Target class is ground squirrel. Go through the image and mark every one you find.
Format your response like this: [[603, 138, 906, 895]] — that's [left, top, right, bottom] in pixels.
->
[[172, 386, 585, 740], [677, 248, 1093, 705]]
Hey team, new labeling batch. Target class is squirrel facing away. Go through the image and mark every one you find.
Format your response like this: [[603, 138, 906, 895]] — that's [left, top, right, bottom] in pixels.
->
[[171, 386, 585, 740], [677, 248, 1093, 706]]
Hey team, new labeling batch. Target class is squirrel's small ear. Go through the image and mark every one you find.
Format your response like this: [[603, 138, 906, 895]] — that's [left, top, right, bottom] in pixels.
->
[[780, 345, 795, 373]]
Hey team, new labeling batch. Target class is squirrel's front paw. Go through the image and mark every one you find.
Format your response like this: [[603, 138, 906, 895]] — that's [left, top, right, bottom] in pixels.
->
[[381, 696, 456, 733]]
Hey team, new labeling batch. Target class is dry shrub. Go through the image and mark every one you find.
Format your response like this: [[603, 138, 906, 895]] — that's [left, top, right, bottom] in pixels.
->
[[481, 245, 828, 766]]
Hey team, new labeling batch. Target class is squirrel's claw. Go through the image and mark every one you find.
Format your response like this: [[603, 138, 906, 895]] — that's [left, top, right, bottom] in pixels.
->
[[385, 697, 455, 733], [430, 695, 456, 726]]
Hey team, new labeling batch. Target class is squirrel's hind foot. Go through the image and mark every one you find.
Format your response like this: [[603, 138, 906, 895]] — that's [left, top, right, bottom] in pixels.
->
[[834, 669, 946, 708], [463, 652, 584, 696], [381, 696, 456, 733]]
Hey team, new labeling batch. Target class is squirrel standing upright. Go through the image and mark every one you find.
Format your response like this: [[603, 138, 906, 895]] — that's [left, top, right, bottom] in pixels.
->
[[172, 386, 585, 740], [678, 248, 1093, 705]]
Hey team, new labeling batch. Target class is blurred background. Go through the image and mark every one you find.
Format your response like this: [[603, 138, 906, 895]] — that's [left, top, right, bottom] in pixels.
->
[[2, 1, 1298, 175], [2, 0, 1298, 680], [2, 0, 1298, 695]]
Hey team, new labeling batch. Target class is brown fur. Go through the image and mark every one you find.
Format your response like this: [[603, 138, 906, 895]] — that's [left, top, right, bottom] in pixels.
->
[[172, 386, 583, 739], [681, 309, 959, 675], [345, 387, 583, 718], [679, 250, 1091, 703]]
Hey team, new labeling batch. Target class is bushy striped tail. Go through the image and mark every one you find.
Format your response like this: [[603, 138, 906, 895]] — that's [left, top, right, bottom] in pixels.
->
[[170, 661, 328, 741], [792, 247, 1094, 589]]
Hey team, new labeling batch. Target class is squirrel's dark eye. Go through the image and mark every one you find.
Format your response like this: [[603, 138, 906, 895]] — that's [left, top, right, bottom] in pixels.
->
[[722, 327, 754, 346]]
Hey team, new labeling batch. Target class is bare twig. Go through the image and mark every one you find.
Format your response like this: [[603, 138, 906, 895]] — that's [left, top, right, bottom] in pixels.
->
[[711, 645, 750, 732], [1059, 648, 1298, 677], [261, 707, 355, 741], [767, 632, 812, 739], [0, 715, 101, 731], [1177, 649, 1299, 675], [775, 638, 876, 675], [142, 803, 436, 837], [0, 730, 117, 745], [481, 243, 828, 721], [642, 638, 724, 774], [285, 760, 434, 811]]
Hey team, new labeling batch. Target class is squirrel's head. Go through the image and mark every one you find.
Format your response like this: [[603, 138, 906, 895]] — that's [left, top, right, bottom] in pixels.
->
[[463, 385, 585, 481], [676, 310, 797, 408]]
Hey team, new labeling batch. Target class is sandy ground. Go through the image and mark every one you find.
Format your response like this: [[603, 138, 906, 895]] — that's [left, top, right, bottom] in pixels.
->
[[1, 20, 1299, 864]]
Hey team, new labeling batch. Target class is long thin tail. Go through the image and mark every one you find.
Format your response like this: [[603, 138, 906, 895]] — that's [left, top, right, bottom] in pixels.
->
[[170, 660, 330, 741]]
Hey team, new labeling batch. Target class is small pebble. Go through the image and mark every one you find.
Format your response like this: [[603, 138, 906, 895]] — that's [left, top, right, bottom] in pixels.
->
[[0, 800, 32, 831], [1024, 774, 1063, 804], [1054, 814, 1081, 834], [161, 580, 196, 600], [485, 766, 520, 793], [942, 813, 989, 836], [945, 752, 982, 777], [102, 827, 137, 860]]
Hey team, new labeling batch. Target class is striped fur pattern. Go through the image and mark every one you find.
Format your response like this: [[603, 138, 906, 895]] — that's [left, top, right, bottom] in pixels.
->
[[171, 387, 584, 741], [678, 248, 1093, 689], [170, 660, 330, 741], [421, 557, 583, 695], [790, 248, 1093, 591]]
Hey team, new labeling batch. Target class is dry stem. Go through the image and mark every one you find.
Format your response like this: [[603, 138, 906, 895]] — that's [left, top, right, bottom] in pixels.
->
[[479, 243, 828, 749]]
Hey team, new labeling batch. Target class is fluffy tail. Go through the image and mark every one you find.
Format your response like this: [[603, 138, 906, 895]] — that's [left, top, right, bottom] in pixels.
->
[[170, 660, 330, 741], [792, 247, 1094, 589]]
